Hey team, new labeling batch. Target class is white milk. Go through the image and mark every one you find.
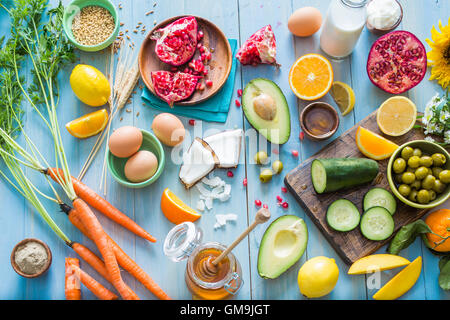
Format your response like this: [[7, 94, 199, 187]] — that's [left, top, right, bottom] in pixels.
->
[[320, 0, 368, 59]]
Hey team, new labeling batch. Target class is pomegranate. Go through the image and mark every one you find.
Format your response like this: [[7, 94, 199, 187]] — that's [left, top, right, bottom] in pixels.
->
[[236, 25, 279, 66], [151, 71, 199, 106], [150, 16, 198, 66], [367, 31, 427, 94]]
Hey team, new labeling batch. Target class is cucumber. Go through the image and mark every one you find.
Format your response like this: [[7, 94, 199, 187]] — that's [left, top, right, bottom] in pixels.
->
[[311, 158, 379, 194], [363, 188, 397, 215], [326, 199, 361, 232], [360, 207, 395, 241]]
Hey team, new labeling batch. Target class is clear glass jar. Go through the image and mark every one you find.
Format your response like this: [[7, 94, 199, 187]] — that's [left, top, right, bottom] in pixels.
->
[[320, 0, 368, 59], [164, 222, 243, 300]]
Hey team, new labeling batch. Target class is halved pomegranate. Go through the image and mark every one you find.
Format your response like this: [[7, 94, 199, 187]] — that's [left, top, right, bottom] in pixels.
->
[[151, 16, 198, 66], [151, 71, 199, 106], [367, 30, 427, 94], [236, 25, 279, 66]]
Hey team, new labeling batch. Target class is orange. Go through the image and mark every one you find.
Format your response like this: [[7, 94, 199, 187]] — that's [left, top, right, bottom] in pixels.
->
[[425, 209, 450, 252], [355, 126, 399, 160], [161, 188, 201, 224], [377, 96, 417, 136], [289, 53, 333, 101], [66, 109, 108, 139]]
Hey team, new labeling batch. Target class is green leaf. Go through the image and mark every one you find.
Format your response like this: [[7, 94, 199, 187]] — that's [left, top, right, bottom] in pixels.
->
[[388, 220, 432, 255], [438, 256, 450, 290]]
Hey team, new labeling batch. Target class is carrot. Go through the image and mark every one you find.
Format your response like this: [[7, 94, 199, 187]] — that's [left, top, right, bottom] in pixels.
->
[[65, 258, 81, 300], [69, 208, 171, 300], [73, 198, 139, 300], [67, 262, 118, 300], [47, 168, 156, 243]]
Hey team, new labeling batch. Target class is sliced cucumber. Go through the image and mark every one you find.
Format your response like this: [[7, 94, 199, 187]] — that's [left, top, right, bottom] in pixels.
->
[[326, 199, 360, 232], [363, 188, 397, 215], [360, 207, 395, 241]]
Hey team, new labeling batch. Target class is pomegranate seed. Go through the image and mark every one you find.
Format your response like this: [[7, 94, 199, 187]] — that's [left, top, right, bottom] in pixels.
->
[[203, 69, 209, 76], [189, 119, 196, 126], [199, 46, 205, 53], [281, 187, 287, 193], [205, 80, 213, 87], [235, 99, 241, 107], [227, 170, 234, 177], [197, 43, 202, 49], [282, 202, 289, 209], [237, 89, 243, 97], [243, 178, 247, 186], [292, 150, 299, 157], [299, 132, 305, 141], [206, 52, 212, 60], [263, 204, 268, 209], [272, 148, 279, 155], [200, 53, 206, 61], [276, 195, 283, 202], [184, 67, 189, 73], [255, 200, 262, 207], [197, 30, 204, 40], [170, 67, 177, 72]]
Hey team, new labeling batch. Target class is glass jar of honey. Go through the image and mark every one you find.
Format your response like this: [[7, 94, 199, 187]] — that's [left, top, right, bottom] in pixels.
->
[[164, 222, 243, 300]]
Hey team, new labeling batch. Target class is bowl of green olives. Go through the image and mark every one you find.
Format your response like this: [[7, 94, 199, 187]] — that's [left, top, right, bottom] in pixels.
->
[[387, 140, 450, 209]]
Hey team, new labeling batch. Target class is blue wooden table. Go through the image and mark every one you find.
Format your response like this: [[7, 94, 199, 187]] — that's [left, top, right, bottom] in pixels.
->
[[0, 0, 448, 300]]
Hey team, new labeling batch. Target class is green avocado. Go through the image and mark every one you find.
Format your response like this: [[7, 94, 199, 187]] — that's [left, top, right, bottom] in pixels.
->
[[242, 78, 291, 144], [257, 215, 308, 279]]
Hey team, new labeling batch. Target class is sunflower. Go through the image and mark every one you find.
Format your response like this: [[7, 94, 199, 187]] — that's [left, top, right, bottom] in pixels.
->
[[426, 18, 450, 89]]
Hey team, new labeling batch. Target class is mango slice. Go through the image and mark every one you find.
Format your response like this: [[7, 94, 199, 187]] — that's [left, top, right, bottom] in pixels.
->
[[373, 256, 422, 300], [348, 254, 410, 275]]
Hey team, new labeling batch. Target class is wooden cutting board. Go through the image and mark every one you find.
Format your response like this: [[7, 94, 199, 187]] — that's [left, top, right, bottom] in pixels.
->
[[285, 110, 427, 265]]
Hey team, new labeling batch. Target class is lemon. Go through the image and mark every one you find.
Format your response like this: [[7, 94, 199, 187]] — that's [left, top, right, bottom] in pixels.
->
[[377, 96, 417, 136], [297, 256, 339, 298], [66, 109, 109, 139], [70, 64, 111, 107], [330, 81, 355, 116]]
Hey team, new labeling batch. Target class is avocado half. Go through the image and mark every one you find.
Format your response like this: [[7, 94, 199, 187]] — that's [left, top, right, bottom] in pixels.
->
[[257, 215, 308, 279], [242, 78, 291, 145]]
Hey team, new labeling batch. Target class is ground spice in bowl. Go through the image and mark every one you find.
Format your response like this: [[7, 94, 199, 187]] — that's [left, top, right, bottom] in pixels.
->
[[11, 239, 51, 277], [72, 5, 115, 46]]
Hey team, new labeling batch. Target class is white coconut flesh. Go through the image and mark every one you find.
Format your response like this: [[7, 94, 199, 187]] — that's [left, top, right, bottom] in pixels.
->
[[179, 138, 217, 187], [204, 129, 243, 168]]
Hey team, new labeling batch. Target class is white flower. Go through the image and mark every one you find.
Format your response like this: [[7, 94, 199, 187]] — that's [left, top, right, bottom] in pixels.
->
[[445, 130, 450, 144], [426, 122, 438, 134], [439, 111, 450, 122], [425, 136, 435, 142]]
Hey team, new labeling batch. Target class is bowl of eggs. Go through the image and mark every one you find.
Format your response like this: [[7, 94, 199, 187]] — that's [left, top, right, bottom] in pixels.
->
[[107, 126, 165, 188]]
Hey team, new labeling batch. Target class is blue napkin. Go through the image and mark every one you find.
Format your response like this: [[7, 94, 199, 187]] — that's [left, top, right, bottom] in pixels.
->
[[141, 39, 238, 123]]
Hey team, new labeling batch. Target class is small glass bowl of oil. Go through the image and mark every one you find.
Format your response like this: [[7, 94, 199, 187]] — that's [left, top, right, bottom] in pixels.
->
[[300, 102, 340, 141]]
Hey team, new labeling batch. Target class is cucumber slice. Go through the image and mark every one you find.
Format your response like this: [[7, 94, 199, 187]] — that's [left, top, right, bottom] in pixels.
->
[[326, 199, 361, 232], [360, 207, 395, 241], [363, 188, 397, 215]]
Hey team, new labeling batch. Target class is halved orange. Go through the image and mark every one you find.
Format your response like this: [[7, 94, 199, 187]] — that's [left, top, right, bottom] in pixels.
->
[[161, 188, 201, 224], [66, 109, 108, 139], [356, 126, 399, 160], [289, 53, 334, 101], [377, 96, 417, 136]]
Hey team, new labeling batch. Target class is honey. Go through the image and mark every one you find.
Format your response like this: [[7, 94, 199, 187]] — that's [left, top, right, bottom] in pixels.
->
[[304, 106, 336, 136]]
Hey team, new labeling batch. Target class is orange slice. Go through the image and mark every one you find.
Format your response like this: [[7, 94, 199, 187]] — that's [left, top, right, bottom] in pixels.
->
[[377, 96, 417, 136], [66, 109, 108, 139], [161, 188, 201, 224], [356, 126, 399, 160], [289, 53, 334, 101]]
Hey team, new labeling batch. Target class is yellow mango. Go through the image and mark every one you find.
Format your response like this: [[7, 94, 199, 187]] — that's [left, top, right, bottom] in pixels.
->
[[373, 256, 422, 300], [348, 254, 410, 275]]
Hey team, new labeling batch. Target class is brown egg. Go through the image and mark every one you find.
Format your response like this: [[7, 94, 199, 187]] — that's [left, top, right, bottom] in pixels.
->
[[151, 113, 185, 147], [108, 126, 143, 158], [288, 7, 323, 37], [124, 150, 159, 183]]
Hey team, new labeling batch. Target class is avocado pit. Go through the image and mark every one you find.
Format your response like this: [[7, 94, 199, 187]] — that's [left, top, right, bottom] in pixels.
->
[[253, 93, 277, 121]]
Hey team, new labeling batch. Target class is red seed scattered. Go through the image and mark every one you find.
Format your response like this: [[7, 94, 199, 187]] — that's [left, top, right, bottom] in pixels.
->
[[199, 46, 205, 53], [299, 132, 305, 141], [263, 204, 268, 209], [237, 89, 243, 97], [281, 187, 287, 193], [255, 200, 262, 207], [170, 67, 178, 72], [197, 43, 202, 49], [189, 119, 196, 126], [206, 52, 212, 60], [276, 195, 283, 202], [205, 80, 213, 87], [292, 150, 299, 157], [197, 30, 204, 40], [235, 99, 241, 107], [227, 170, 234, 177], [272, 148, 279, 155], [243, 178, 247, 186], [282, 202, 289, 209]]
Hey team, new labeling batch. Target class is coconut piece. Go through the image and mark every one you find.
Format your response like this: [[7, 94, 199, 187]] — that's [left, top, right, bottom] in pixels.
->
[[214, 213, 238, 229], [179, 138, 219, 189], [196, 199, 205, 212], [204, 129, 243, 168]]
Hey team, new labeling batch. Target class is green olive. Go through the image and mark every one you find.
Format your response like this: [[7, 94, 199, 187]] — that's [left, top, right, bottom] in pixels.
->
[[415, 166, 429, 180], [410, 180, 422, 190], [272, 160, 283, 174], [431, 153, 447, 167], [433, 180, 447, 194], [401, 146, 414, 160], [422, 175, 436, 190], [393, 158, 407, 174], [413, 148, 423, 157], [254, 151, 269, 165], [402, 172, 416, 184], [429, 190, 437, 201], [407, 156, 421, 169], [398, 184, 411, 197], [439, 170, 450, 184], [419, 156, 433, 167], [259, 169, 273, 183], [417, 189, 431, 204], [432, 167, 444, 178], [408, 189, 418, 202], [394, 174, 404, 184]]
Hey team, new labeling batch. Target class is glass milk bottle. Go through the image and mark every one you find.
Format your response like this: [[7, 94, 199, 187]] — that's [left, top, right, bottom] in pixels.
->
[[320, 0, 368, 59]]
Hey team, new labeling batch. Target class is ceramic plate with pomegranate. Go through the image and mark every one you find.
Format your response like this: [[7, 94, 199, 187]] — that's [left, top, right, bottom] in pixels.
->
[[139, 15, 232, 106]]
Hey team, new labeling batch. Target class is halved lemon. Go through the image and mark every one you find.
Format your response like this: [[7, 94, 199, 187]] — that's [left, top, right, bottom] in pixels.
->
[[66, 109, 109, 139], [161, 188, 201, 224], [330, 81, 355, 116], [289, 53, 334, 101], [377, 96, 417, 136], [356, 126, 399, 160]]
